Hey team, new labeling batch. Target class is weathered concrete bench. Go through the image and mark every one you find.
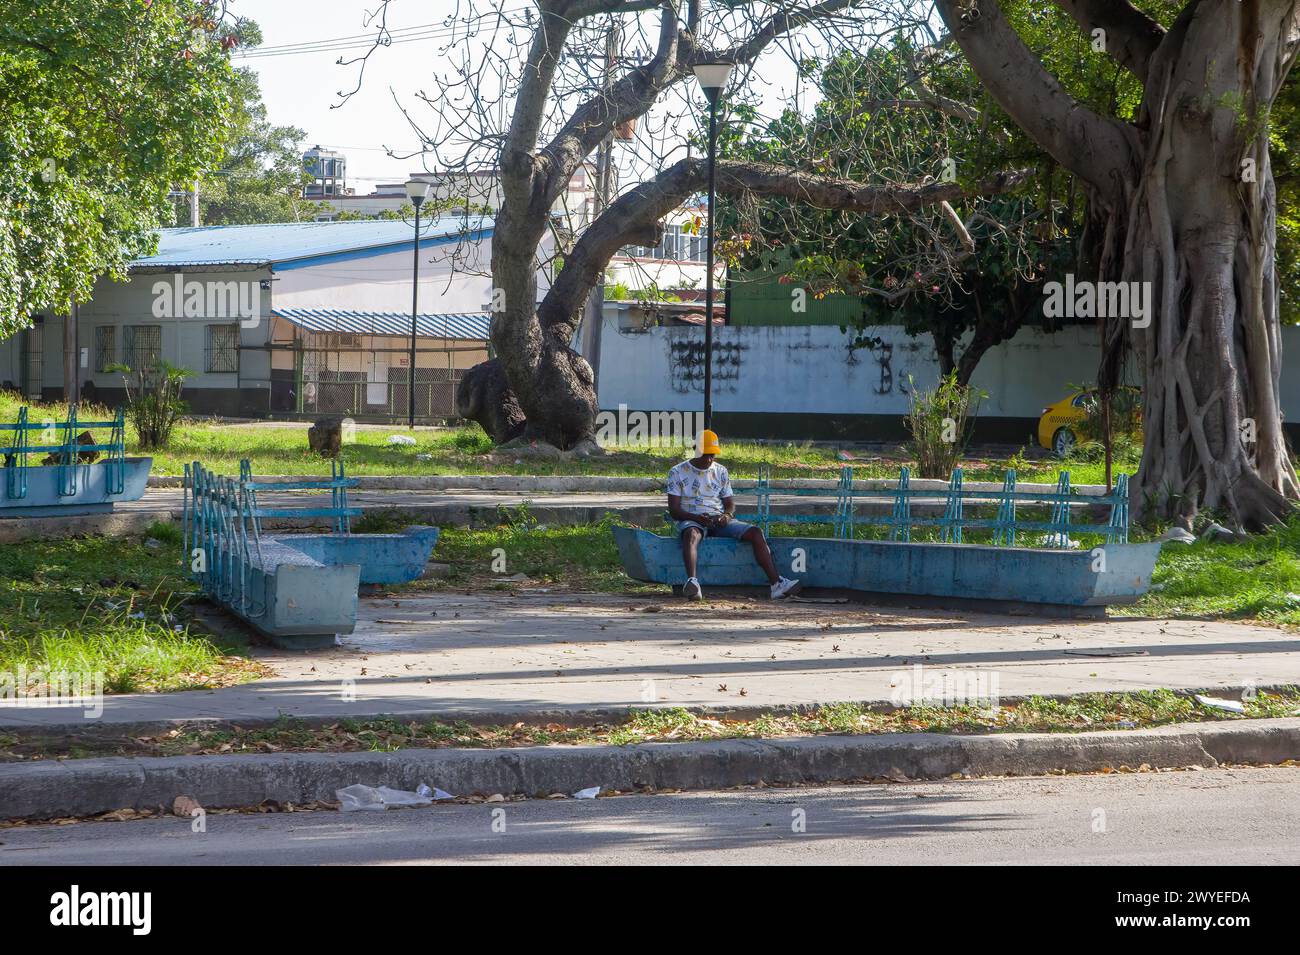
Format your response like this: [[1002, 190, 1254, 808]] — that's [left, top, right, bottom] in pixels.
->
[[237, 539, 361, 649], [269, 527, 440, 585], [184, 460, 441, 649], [614, 527, 1161, 615], [618, 465, 1159, 614]]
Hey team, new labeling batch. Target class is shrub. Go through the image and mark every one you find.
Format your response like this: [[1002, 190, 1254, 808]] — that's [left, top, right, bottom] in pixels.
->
[[452, 425, 493, 454], [904, 372, 985, 479], [1073, 384, 1142, 444], [111, 360, 190, 450]]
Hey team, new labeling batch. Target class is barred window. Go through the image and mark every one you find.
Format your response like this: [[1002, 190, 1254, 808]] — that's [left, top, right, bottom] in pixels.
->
[[123, 325, 162, 372], [94, 326, 116, 372], [205, 323, 239, 373]]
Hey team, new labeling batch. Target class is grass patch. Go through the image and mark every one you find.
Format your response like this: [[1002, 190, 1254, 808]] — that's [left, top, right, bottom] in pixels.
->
[[6, 688, 1298, 762], [0, 390, 1139, 483], [1117, 517, 1300, 625], [0, 532, 266, 694], [409, 514, 656, 593]]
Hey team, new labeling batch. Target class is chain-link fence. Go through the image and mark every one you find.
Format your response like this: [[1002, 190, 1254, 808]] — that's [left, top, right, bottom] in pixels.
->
[[291, 346, 468, 419]]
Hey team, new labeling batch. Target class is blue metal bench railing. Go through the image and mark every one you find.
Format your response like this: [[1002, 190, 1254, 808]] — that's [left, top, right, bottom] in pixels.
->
[[183, 458, 361, 615], [738, 465, 1130, 547], [237, 458, 357, 536], [0, 404, 127, 500]]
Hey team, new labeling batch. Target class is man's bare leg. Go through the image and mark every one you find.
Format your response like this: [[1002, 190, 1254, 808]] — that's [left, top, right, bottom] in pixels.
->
[[681, 526, 703, 580], [742, 527, 781, 585]]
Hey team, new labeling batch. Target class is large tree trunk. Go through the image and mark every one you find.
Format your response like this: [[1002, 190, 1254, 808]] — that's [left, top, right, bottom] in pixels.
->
[[936, 0, 1300, 529], [1118, 5, 1299, 528]]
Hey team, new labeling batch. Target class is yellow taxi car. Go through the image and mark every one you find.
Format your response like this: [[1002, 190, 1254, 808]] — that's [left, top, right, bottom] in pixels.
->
[[1038, 387, 1141, 457], [1037, 392, 1090, 458]]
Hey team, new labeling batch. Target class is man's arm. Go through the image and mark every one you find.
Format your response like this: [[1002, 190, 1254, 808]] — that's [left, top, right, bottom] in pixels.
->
[[668, 493, 719, 526], [717, 495, 736, 523]]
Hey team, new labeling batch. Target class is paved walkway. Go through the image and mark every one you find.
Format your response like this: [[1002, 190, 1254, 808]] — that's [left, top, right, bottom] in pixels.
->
[[0, 488, 671, 542], [3, 591, 1297, 731]]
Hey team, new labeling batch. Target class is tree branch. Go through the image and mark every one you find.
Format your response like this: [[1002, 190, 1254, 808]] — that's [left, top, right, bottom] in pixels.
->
[[933, 0, 1139, 204], [538, 158, 1031, 337], [537, 2, 679, 206], [1048, 0, 1166, 80]]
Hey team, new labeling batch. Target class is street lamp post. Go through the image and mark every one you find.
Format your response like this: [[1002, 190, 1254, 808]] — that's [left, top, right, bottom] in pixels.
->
[[404, 178, 430, 429], [692, 61, 732, 432]]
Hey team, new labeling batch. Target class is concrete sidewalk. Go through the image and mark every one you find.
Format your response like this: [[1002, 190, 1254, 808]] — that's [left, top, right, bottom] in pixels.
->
[[0, 488, 670, 543], [2, 591, 1297, 732]]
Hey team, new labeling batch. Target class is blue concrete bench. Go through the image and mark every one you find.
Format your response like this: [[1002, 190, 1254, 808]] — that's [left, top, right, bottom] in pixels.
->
[[183, 459, 440, 649], [0, 405, 150, 516], [621, 465, 1157, 613]]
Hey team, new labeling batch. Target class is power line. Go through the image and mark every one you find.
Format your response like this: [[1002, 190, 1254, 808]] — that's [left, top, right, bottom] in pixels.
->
[[239, 19, 451, 54], [236, 28, 457, 59], [234, 6, 531, 60]]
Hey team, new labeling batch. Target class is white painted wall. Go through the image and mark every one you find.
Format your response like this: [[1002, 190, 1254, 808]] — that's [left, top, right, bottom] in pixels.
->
[[596, 309, 1300, 424]]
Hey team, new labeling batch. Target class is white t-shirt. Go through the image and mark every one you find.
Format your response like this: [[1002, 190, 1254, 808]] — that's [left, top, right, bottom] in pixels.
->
[[667, 460, 733, 517]]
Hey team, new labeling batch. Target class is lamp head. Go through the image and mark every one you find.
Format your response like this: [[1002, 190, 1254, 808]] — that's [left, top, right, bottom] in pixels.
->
[[692, 61, 733, 105], [404, 178, 430, 208]]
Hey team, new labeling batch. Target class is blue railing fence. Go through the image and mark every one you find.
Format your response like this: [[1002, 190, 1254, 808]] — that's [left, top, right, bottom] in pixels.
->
[[737, 465, 1130, 547]]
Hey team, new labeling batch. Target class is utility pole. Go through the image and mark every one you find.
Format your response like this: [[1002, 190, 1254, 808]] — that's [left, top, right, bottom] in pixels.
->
[[190, 179, 200, 227]]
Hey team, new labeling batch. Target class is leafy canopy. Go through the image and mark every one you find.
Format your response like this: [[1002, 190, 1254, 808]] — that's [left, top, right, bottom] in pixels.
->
[[0, 0, 243, 335]]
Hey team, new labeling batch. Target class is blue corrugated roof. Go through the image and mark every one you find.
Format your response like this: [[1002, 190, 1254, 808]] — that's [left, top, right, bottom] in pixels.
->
[[130, 217, 493, 269], [273, 307, 491, 341]]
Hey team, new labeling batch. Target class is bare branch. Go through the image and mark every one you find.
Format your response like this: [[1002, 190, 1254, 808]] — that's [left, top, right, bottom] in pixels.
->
[[538, 158, 1031, 337]]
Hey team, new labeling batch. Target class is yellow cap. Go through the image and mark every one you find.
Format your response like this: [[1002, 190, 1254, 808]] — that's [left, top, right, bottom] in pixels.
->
[[698, 429, 721, 455]]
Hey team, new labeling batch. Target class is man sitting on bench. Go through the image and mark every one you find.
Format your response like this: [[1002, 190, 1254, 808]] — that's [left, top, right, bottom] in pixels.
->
[[667, 430, 802, 601]]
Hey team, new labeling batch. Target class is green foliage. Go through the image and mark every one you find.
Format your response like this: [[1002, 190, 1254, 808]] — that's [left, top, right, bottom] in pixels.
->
[[452, 424, 494, 454], [904, 372, 986, 479], [725, 42, 1074, 380], [1271, 64, 1300, 325], [111, 359, 191, 450], [1070, 384, 1143, 444], [0, 1, 244, 334], [183, 66, 313, 226]]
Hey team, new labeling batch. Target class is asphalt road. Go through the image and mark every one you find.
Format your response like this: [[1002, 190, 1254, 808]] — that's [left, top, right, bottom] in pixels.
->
[[1, 766, 1296, 865]]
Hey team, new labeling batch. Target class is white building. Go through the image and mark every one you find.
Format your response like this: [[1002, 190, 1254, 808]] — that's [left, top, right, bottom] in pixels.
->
[[605, 202, 711, 296], [0, 219, 500, 420]]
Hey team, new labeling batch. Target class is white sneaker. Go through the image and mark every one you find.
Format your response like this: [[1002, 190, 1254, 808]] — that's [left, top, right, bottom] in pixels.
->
[[683, 577, 703, 601], [770, 577, 802, 600]]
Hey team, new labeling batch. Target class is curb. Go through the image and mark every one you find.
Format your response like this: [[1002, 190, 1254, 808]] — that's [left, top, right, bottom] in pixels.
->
[[3, 684, 1289, 736], [3, 718, 1297, 821]]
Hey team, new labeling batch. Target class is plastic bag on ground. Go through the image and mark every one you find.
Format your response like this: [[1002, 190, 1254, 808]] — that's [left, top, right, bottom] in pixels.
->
[[336, 783, 434, 811]]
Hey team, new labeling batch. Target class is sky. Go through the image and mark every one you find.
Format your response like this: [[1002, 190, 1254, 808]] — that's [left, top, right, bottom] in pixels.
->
[[230, 0, 844, 194], [232, 0, 458, 188]]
